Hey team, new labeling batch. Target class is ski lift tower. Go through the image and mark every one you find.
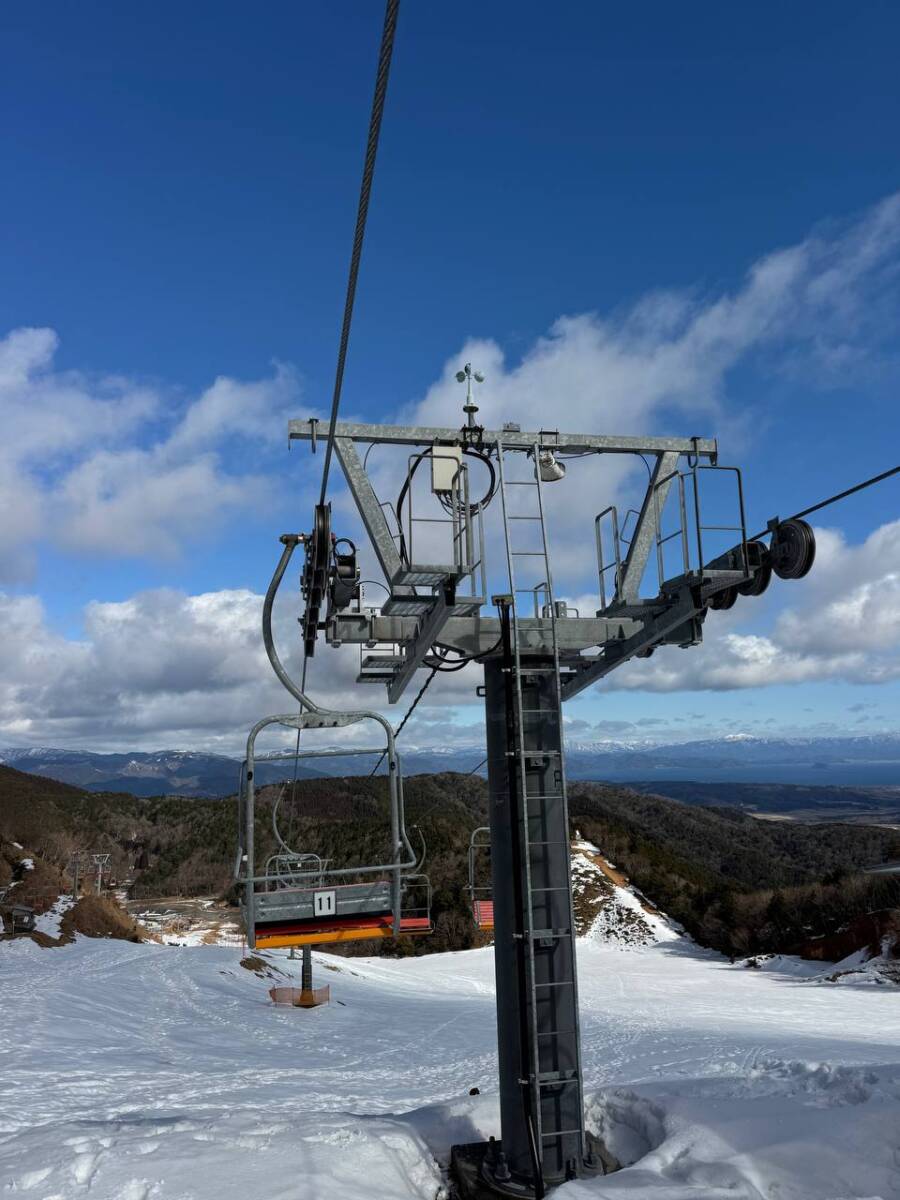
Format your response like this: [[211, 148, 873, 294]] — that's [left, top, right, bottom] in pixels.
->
[[285, 382, 815, 1197]]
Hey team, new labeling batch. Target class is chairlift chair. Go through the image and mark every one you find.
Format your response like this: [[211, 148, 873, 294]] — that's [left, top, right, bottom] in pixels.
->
[[467, 826, 494, 931], [235, 711, 432, 951]]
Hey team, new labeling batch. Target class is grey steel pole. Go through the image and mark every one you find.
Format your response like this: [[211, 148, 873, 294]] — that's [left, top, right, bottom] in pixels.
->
[[484, 653, 587, 1192]]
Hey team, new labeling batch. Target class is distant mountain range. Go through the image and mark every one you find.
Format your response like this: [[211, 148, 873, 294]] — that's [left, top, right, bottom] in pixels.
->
[[0, 747, 324, 799], [2, 733, 899, 797]]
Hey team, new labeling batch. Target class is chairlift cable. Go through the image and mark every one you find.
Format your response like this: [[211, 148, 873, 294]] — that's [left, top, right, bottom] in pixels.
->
[[318, 0, 401, 506], [369, 659, 440, 776], [285, 654, 310, 852], [789, 463, 900, 523], [748, 462, 900, 542]]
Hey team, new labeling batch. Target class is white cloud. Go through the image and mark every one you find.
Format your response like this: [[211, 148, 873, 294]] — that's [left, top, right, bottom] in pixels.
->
[[4, 193, 900, 586], [0, 585, 479, 753], [603, 519, 900, 693], [379, 192, 900, 597], [407, 193, 900, 439], [4, 194, 900, 749], [0, 329, 304, 578], [1, 523, 897, 754]]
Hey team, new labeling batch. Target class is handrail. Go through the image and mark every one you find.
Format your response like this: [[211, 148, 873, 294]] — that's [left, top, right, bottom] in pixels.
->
[[467, 826, 492, 898]]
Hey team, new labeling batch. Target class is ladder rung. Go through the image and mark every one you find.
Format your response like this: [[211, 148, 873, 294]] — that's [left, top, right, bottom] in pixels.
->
[[507, 515, 542, 520], [530, 928, 572, 940], [505, 666, 558, 673], [538, 1069, 579, 1083], [506, 480, 538, 486], [533, 980, 575, 988], [511, 550, 546, 557], [529, 886, 571, 893], [506, 750, 562, 759], [541, 1128, 584, 1140]]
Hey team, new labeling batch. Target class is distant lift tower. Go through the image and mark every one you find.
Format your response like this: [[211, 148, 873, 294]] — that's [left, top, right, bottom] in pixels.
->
[[283, 383, 814, 1197]]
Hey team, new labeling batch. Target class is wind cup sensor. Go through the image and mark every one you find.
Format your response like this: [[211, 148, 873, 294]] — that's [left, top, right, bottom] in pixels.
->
[[456, 362, 484, 429]]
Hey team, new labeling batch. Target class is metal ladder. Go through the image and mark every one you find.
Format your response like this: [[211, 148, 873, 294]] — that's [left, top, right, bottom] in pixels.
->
[[496, 441, 584, 1177]]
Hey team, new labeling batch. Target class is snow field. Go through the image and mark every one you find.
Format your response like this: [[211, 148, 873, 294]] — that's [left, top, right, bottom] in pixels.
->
[[1, 905, 899, 1198]]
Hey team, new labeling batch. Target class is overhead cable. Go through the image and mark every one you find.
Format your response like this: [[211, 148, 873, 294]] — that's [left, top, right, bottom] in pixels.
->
[[318, 0, 401, 506], [369, 658, 438, 776], [749, 462, 900, 541], [789, 463, 900, 522]]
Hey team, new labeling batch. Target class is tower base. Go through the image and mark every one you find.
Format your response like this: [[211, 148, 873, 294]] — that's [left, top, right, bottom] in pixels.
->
[[268, 985, 330, 1007], [450, 1134, 616, 1198]]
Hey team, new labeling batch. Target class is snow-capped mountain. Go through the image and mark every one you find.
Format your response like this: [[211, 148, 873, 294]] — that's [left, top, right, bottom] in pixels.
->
[[2, 732, 899, 796], [0, 747, 322, 798]]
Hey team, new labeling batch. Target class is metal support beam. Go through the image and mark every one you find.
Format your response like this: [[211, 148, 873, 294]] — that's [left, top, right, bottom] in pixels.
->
[[386, 586, 453, 703], [331, 612, 644, 656], [617, 450, 680, 601], [292, 419, 717, 459], [560, 588, 705, 701], [333, 437, 404, 582]]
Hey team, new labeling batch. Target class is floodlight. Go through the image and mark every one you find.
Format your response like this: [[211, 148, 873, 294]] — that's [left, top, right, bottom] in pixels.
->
[[538, 449, 566, 482], [456, 371, 467, 383]]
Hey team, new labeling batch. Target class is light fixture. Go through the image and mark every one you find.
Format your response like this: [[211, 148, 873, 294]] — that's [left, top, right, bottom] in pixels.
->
[[538, 448, 566, 482]]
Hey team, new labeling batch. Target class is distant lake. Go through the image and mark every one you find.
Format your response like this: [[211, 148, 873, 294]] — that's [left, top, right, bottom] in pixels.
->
[[597, 762, 900, 787]]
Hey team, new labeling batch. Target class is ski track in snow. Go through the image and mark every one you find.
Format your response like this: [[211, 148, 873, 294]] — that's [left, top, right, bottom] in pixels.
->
[[1, 932, 899, 1199]]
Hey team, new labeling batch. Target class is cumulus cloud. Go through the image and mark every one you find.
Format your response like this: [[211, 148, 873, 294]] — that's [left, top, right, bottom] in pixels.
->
[[407, 193, 900, 437], [1, 521, 896, 753], [603, 519, 900, 693], [0, 585, 481, 753], [0, 329, 304, 577], [382, 192, 900, 594], [5, 194, 900, 748]]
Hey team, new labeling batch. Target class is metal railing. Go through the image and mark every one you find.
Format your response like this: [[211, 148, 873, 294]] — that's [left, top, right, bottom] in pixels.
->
[[653, 462, 749, 590]]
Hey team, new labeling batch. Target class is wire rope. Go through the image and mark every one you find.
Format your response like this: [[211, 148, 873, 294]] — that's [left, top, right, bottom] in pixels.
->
[[318, 0, 401, 505], [747, 462, 900, 542], [369, 658, 440, 776]]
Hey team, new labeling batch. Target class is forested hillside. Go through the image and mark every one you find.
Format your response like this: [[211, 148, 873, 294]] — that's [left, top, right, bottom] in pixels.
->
[[2, 764, 898, 960], [569, 782, 900, 957]]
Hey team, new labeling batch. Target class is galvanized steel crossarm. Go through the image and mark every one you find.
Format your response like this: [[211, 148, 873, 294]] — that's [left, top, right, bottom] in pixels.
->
[[290, 418, 717, 458]]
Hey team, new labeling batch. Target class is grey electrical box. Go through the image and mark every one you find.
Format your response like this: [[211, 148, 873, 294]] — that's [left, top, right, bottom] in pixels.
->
[[431, 443, 462, 493]]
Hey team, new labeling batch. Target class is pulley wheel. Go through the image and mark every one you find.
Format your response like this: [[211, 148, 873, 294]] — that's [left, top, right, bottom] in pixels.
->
[[737, 545, 773, 597], [300, 503, 332, 657], [709, 586, 737, 611], [770, 518, 816, 580]]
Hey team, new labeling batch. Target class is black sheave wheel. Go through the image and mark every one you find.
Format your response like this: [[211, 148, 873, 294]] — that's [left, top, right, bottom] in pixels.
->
[[737, 544, 773, 596], [770, 518, 816, 580], [709, 586, 738, 610], [300, 503, 332, 657]]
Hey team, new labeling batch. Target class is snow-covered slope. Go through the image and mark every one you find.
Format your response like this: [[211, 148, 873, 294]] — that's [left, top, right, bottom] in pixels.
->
[[571, 837, 681, 947], [3, 931, 900, 1199]]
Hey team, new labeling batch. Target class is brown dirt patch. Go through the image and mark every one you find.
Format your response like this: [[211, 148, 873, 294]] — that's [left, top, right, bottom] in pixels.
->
[[60, 894, 145, 942], [579, 845, 659, 915]]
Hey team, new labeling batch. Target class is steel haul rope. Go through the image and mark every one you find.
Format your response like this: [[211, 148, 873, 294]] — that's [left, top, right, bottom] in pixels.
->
[[278, 1, 401, 840], [750, 462, 900, 541], [318, 0, 400, 505]]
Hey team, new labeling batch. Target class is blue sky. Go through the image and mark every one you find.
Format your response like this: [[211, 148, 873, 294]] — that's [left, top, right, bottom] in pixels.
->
[[1, 2, 899, 752]]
